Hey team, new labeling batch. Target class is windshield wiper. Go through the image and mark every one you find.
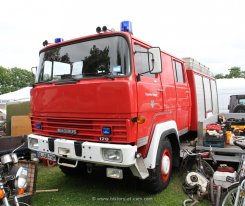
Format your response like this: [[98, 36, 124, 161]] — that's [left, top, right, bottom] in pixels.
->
[[53, 74, 83, 85], [97, 72, 115, 80], [82, 72, 115, 80], [55, 78, 81, 85], [32, 80, 54, 87]]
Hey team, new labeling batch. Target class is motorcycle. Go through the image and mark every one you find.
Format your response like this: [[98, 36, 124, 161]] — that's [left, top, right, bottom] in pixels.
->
[[0, 141, 29, 206]]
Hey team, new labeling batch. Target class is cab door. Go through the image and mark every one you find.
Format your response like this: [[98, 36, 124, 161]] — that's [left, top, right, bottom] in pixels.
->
[[134, 43, 163, 144]]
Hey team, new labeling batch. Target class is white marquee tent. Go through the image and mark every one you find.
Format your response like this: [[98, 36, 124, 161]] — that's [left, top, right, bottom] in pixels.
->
[[0, 87, 31, 103]]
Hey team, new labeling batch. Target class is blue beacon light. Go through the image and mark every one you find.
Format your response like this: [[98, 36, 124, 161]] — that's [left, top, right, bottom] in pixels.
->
[[120, 21, 133, 34], [54, 38, 64, 43]]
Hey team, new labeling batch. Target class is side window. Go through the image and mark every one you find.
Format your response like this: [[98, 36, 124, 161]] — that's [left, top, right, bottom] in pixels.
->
[[194, 74, 205, 122], [203, 78, 212, 113], [210, 80, 218, 114], [42, 61, 52, 81], [134, 44, 154, 78], [173, 60, 184, 83]]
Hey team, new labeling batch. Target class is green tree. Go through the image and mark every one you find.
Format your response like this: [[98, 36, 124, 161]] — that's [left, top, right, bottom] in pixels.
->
[[83, 45, 110, 75], [0, 66, 35, 95], [214, 73, 225, 79], [215, 66, 245, 79], [0, 66, 12, 94], [10, 67, 35, 91], [226, 66, 241, 78]]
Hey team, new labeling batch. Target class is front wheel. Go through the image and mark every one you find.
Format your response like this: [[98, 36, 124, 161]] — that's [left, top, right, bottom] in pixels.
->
[[143, 138, 172, 193], [219, 183, 241, 206]]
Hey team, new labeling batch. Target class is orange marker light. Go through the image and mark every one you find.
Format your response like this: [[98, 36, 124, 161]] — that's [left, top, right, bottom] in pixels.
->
[[18, 188, 25, 195], [137, 116, 146, 124], [0, 189, 5, 199]]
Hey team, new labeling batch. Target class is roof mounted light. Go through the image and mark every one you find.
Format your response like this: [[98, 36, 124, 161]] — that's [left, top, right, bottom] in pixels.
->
[[96, 26, 111, 33], [96, 27, 102, 33], [42, 40, 49, 47], [54, 38, 64, 43], [120, 21, 133, 34], [102, 26, 107, 32]]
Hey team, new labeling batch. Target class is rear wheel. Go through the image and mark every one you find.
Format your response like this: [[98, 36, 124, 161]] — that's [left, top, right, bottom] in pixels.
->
[[144, 138, 172, 193]]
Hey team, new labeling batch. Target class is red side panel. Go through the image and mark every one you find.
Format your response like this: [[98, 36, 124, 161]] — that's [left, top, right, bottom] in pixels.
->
[[186, 70, 198, 131]]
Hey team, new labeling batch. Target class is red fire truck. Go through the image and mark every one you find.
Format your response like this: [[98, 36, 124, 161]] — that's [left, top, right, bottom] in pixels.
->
[[28, 21, 218, 193]]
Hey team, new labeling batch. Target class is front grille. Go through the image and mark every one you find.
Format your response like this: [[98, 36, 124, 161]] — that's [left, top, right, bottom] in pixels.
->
[[31, 116, 129, 143]]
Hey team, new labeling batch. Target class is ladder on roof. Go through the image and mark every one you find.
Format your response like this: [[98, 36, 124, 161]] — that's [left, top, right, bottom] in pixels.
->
[[183, 57, 213, 77]]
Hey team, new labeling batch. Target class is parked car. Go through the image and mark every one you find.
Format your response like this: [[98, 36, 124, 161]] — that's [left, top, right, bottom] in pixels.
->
[[228, 94, 245, 113]]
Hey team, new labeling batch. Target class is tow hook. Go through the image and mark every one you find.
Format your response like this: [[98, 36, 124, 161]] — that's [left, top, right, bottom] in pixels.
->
[[86, 163, 93, 174]]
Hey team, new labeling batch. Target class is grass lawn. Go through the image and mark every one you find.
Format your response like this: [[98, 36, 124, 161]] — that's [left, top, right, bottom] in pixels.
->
[[32, 165, 210, 206]]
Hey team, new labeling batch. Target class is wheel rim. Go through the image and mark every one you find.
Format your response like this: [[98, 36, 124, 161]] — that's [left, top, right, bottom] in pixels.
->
[[161, 148, 171, 181]]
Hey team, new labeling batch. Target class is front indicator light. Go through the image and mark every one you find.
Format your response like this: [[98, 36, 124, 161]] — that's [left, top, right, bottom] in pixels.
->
[[58, 148, 70, 156], [137, 116, 145, 124], [102, 149, 123, 163], [18, 188, 25, 195], [29, 138, 39, 149]]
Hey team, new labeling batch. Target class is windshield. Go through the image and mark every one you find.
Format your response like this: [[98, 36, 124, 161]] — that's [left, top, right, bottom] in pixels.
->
[[36, 36, 131, 82]]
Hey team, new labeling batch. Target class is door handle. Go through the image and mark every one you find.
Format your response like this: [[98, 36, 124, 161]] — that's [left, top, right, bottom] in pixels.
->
[[157, 89, 164, 92]]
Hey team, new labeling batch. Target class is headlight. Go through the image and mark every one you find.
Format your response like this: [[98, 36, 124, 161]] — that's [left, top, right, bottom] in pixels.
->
[[9, 166, 28, 195], [16, 167, 28, 195], [102, 148, 123, 163], [16, 167, 28, 188], [29, 138, 39, 149]]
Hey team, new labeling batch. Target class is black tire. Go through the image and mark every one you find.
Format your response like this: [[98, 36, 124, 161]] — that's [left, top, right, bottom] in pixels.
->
[[233, 105, 245, 113], [143, 138, 172, 193], [59, 163, 85, 176], [219, 183, 240, 206]]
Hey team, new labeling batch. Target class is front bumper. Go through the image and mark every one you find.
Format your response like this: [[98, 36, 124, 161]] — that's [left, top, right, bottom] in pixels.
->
[[28, 134, 137, 167]]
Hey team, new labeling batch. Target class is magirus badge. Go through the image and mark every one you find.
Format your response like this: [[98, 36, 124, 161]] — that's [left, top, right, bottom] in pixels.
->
[[57, 128, 77, 135]]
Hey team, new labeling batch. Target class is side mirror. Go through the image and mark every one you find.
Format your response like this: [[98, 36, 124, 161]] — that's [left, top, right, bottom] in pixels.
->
[[148, 47, 162, 74], [31, 66, 37, 75]]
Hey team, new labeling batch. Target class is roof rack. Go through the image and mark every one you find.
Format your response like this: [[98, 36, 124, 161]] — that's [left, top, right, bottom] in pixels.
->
[[182, 57, 213, 77]]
